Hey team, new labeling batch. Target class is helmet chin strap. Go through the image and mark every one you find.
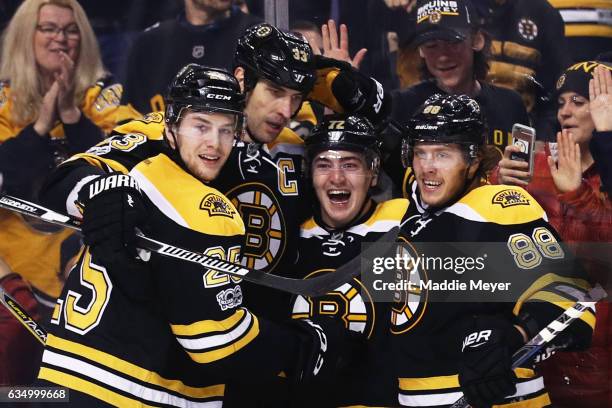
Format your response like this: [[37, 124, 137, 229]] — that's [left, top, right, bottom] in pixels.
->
[[164, 126, 201, 181], [422, 160, 479, 213]]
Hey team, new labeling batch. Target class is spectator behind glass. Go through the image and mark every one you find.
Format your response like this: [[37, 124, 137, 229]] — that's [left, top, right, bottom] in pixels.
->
[[0, 0, 138, 313], [120, 0, 262, 115], [493, 61, 612, 408], [473, 0, 570, 141], [386, 0, 528, 195], [547, 0, 612, 63]]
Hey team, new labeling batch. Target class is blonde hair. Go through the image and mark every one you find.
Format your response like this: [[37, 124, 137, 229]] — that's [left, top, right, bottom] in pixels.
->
[[0, 0, 106, 126]]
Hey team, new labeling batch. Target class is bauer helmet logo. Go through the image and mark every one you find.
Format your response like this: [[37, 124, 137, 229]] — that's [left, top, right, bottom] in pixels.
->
[[255, 25, 272, 38], [492, 189, 530, 208], [200, 193, 236, 217]]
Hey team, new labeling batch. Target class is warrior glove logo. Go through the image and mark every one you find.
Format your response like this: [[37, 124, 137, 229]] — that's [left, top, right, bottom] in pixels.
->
[[200, 193, 236, 218], [87, 174, 140, 200]]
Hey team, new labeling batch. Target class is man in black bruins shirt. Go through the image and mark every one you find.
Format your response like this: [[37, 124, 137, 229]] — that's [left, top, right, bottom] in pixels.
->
[[392, 94, 595, 407], [36, 65, 353, 407], [292, 114, 408, 406], [121, 0, 262, 114], [388, 0, 528, 193]]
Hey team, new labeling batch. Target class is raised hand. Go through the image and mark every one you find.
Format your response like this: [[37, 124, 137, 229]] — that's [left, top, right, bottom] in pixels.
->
[[547, 130, 582, 193], [384, 0, 418, 12], [33, 80, 59, 136], [55, 51, 80, 124], [589, 65, 612, 132], [321, 19, 367, 69], [497, 145, 531, 186]]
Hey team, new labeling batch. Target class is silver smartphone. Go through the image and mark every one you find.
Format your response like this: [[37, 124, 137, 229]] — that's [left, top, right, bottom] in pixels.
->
[[510, 123, 536, 177]]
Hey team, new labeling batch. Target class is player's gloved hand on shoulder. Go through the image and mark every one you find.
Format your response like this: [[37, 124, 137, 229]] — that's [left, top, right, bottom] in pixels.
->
[[77, 172, 147, 262], [459, 315, 525, 408], [312, 55, 390, 123], [290, 317, 365, 385]]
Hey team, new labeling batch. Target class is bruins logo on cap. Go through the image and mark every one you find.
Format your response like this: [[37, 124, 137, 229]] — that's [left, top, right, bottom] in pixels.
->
[[492, 189, 530, 208], [556, 74, 566, 90], [143, 112, 164, 123], [429, 11, 442, 24], [255, 25, 272, 38], [200, 193, 236, 217]]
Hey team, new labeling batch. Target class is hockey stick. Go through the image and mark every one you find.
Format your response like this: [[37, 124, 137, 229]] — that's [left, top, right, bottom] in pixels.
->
[[450, 284, 607, 408], [0, 284, 47, 345], [0, 194, 397, 297]]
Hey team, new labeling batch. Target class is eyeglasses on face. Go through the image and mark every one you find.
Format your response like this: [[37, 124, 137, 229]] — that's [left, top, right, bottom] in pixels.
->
[[36, 24, 80, 40]]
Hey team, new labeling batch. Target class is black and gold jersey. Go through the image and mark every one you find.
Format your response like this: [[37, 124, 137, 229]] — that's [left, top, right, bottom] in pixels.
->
[[392, 182, 595, 407], [38, 114, 303, 407], [482, 0, 570, 113], [293, 198, 410, 407], [210, 128, 312, 322], [387, 81, 528, 191], [548, 0, 612, 62]]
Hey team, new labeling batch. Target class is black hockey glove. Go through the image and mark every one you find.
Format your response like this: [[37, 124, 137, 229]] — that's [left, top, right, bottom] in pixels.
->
[[291, 317, 364, 384], [314, 56, 390, 123], [458, 315, 524, 408], [77, 172, 147, 262]]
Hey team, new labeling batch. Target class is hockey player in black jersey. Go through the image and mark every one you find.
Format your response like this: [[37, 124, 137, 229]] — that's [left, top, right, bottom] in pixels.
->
[[291, 114, 408, 406], [219, 22, 392, 324], [392, 94, 595, 407], [36, 64, 356, 407]]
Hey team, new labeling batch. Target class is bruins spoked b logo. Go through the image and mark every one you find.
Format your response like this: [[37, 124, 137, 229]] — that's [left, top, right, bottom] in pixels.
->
[[291, 269, 376, 338], [225, 182, 286, 271]]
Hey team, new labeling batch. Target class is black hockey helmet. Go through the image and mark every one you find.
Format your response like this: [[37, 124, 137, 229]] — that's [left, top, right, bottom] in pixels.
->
[[305, 114, 381, 173], [234, 23, 316, 94], [401, 93, 486, 167], [165, 64, 245, 134]]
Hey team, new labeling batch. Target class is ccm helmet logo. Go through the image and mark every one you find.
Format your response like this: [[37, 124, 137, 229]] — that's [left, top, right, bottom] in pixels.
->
[[206, 94, 232, 100]]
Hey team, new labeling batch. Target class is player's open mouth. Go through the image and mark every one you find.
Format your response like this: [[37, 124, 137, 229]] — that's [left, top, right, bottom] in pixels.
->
[[199, 154, 219, 163], [422, 179, 441, 190], [266, 121, 284, 132], [328, 189, 350, 204]]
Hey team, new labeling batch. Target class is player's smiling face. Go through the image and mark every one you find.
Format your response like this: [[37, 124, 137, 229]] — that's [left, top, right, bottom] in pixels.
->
[[419, 33, 483, 93], [167, 110, 237, 183], [244, 79, 303, 143], [412, 142, 478, 207], [312, 150, 377, 228], [34, 5, 80, 78]]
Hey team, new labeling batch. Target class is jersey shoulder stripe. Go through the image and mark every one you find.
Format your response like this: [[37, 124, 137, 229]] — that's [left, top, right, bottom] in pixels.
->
[[300, 219, 328, 238], [348, 199, 409, 236], [131, 153, 245, 236], [265, 128, 305, 158], [445, 185, 546, 225], [112, 112, 165, 140]]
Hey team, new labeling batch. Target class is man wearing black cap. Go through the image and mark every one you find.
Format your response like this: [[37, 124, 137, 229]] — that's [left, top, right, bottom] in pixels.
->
[[386, 0, 528, 196]]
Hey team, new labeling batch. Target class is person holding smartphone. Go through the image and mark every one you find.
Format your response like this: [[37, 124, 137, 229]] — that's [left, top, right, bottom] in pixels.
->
[[493, 61, 612, 408]]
